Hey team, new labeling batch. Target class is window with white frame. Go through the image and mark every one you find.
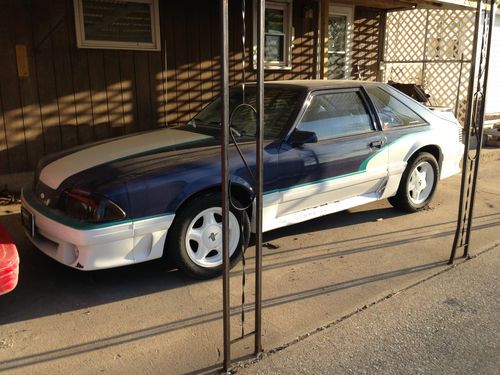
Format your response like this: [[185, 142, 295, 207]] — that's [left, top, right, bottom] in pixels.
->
[[328, 5, 353, 79], [254, 0, 293, 69], [73, 0, 161, 51]]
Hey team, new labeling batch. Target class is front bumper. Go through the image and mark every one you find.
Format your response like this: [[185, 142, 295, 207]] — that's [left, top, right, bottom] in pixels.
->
[[21, 187, 175, 270]]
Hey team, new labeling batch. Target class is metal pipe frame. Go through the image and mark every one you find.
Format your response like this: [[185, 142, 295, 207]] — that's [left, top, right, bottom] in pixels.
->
[[221, 0, 265, 371], [449, 0, 495, 264], [462, 0, 496, 258], [220, 0, 230, 371], [255, 0, 265, 357]]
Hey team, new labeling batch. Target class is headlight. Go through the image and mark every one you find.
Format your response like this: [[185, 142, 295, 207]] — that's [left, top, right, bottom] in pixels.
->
[[62, 189, 126, 223]]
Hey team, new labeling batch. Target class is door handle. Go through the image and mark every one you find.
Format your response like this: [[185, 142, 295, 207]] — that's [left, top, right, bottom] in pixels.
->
[[369, 140, 384, 149]]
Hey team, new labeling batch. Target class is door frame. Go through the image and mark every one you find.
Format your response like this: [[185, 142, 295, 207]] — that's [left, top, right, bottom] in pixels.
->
[[327, 4, 354, 79]]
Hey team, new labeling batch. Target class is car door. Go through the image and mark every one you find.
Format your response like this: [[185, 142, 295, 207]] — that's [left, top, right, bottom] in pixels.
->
[[364, 85, 432, 190], [276, 88, 388, 217]]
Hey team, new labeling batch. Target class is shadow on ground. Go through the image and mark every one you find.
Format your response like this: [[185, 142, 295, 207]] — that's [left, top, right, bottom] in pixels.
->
[[0, 206, 499, 326]]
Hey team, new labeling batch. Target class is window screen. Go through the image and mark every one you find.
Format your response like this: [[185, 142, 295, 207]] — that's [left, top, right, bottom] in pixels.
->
[[265, 8, 285, 62], [74, 0, 160, 50], [366, 86, 427, 129], [254, 0, 293, 69], [297, 92, 373, 140]]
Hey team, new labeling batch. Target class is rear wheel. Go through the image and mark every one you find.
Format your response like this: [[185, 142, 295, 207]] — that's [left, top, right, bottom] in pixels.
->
[[167, 191, 250, 279], [389, 152, 439, 212]]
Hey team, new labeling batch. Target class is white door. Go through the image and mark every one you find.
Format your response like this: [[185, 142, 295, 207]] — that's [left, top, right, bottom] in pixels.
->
[[327, 5, 354, 79], [486, 13, 500, 115]]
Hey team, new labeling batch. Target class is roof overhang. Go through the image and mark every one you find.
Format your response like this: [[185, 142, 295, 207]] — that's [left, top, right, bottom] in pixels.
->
[[336, 0, 478, 10]]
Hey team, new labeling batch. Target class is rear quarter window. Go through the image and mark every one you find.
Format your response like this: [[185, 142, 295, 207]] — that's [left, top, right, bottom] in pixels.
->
[[366, 86, 428, 129]]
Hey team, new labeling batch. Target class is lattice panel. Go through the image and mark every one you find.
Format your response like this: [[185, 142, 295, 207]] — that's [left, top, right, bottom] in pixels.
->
[[384, 63, 423, 85], [426, 10, 475, 61], [385, 9, 427, 61], [424, 62, 461, 106], [383, 7, 476, 125]]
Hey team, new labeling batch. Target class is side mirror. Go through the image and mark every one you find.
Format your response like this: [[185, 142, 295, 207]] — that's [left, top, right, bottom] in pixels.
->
[[288, 129, 318, 146]]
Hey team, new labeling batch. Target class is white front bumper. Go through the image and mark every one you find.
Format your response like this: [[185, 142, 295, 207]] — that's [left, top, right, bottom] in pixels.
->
[[21, 189, 175, 270]]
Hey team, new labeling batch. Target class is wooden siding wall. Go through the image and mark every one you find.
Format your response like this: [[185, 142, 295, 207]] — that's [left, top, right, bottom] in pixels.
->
[[0, 0, 318, 175], [350, 7, 385, 81]]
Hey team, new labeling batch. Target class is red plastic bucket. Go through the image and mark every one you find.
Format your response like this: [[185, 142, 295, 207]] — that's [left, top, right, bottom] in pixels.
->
[[0, 224, 19, 296]]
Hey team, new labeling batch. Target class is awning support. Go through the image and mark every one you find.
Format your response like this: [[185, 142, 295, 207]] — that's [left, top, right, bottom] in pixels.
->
[[254, 0, 265, 357], [220, 0, 231, 371], [449, 0, 496, 264], [221, 0, 265, 372]]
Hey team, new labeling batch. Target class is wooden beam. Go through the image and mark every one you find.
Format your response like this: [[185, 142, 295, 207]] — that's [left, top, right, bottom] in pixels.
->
[[320, 0, 329, 79]]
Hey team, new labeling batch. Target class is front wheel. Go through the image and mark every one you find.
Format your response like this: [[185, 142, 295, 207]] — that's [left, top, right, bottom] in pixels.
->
[[166, 192, 250, 279], [388, 152, 439, 212]]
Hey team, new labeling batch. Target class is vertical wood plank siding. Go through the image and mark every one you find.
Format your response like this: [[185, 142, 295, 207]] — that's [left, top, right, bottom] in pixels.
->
[[350, 7, 384, 81], [0, 0, 318, 174]]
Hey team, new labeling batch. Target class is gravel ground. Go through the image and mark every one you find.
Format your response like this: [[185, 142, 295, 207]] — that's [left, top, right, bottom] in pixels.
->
[[237, 245, 500, 375]]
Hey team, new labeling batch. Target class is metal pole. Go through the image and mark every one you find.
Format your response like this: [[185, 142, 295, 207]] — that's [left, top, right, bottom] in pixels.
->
[[463, 0, 496, 258], [254, 0, 265, 356], [449, 0, 484, 265], [220, 0, 231, 371]]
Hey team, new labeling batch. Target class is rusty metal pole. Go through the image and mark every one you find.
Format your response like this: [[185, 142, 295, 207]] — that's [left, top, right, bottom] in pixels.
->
[[220, 0, 231, 371], [449, 0, 495, 264], [254, 0, 265, 356], [462, 0, 496, 258], [449, 0, 484, 264]]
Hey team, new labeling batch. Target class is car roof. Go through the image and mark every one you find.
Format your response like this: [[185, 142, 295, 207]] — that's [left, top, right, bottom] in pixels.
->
[[245, 79, 383, 93]]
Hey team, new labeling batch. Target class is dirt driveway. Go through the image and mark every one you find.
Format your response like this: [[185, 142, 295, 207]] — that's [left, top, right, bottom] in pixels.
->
[[1, 149, 499, 374]]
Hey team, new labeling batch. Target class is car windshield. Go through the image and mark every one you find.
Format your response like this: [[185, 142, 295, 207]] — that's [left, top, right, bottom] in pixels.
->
[[191, 87, 302, 139]]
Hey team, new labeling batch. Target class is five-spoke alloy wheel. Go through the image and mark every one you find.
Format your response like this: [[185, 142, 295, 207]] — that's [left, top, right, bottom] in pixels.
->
[[389, 152, 439, 212], [185, 207, 240, 268], [167, 191, 250, 279]]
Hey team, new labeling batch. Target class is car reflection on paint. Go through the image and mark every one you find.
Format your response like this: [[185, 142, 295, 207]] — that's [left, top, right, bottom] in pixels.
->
[[21, 80, 464, 279]]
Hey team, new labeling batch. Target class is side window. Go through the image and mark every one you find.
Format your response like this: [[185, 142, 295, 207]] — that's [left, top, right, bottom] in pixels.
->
[[366, 86, 427, 129], [297, 91, 373, 140]]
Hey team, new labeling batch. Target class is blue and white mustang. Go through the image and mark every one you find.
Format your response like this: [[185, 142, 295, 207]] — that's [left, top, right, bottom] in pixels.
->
[[21, 80, 464, 278]]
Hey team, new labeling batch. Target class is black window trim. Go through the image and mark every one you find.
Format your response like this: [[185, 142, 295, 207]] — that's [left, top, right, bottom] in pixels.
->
[[286, 87, 380, 143]]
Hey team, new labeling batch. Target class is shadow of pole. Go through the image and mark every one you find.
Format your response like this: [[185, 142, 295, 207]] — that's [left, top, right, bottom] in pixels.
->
[[0, 260, 447, 372]]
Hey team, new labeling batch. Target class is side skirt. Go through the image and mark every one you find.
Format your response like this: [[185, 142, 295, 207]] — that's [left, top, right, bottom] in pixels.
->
[[253, 192, 381, 233]]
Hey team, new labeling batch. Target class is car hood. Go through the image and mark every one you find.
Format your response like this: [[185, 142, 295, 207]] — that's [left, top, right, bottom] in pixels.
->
[[38, 127, 217, 190]]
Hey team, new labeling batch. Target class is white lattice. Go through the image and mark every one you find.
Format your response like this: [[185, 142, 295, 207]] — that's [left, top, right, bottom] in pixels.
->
[[426, 10, 475, 61], [384, 8, 475, 125], [384, 63, 423, 85], [385, 10, 427, 62]]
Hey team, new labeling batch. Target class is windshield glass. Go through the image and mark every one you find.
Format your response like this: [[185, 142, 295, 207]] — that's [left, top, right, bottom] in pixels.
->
[[191, 87, 302, 139]]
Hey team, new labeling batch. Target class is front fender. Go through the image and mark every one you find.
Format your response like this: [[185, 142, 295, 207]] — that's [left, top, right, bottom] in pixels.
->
[[169, 173, 255, 214]]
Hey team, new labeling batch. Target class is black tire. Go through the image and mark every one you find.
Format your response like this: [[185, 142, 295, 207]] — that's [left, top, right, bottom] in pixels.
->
[[166, 191, 250, 279], [388, 152, 439, 212]]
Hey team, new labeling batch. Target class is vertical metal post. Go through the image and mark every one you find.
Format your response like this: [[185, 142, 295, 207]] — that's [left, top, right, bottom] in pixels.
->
[[449, 0, 494, 264], [254, 0, 265, 356], [220, 0, 231, 371], [462, 0, 496, 258], [449, 0, 483, 264]]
